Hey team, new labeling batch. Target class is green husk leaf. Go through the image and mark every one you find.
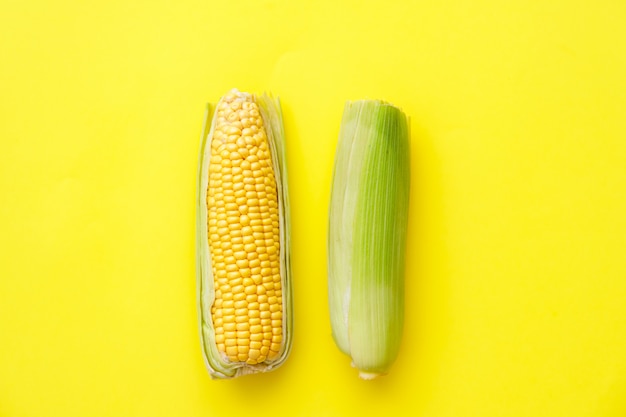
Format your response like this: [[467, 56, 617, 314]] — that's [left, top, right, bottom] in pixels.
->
[[328, 100, 410, 379]]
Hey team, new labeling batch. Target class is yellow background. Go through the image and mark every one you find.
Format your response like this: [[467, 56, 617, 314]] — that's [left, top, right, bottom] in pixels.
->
[[1, 0, 625, 416]]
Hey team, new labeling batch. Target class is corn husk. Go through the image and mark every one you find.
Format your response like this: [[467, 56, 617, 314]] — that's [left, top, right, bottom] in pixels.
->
[[328, 100, 410, 379]]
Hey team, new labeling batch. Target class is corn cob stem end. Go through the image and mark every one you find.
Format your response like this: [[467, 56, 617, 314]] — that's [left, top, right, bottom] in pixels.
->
[[351, 361, 386, 380], [358, 371, 383, 380]]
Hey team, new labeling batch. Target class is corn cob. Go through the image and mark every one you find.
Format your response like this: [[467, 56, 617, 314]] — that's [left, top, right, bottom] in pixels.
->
[[328, 100, 410, 379], [197, 89, 292, 379]]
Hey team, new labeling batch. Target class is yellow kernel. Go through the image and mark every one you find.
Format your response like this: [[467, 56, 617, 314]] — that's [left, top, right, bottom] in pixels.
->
[[248, 349, 261, 361], [237, 332, 250, 340], [236, 322, 250, 331]]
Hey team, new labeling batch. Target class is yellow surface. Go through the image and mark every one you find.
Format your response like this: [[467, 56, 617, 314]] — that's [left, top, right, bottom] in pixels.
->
[[1, 0, 625, 416]]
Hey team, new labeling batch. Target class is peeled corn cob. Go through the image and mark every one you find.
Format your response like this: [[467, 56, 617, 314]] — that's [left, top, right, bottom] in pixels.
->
[[328, 100, 410, 379], [197, 89, 292, 379]]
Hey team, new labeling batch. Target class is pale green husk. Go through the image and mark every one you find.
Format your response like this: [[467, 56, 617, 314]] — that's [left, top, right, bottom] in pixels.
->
[[328, 100, 410, 379], [196, 90, 293, 379]]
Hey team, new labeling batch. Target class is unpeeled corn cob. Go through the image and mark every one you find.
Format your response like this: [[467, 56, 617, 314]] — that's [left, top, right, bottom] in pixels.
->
[[328, 100, 410, 380], [197, 89, 292, 379]]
